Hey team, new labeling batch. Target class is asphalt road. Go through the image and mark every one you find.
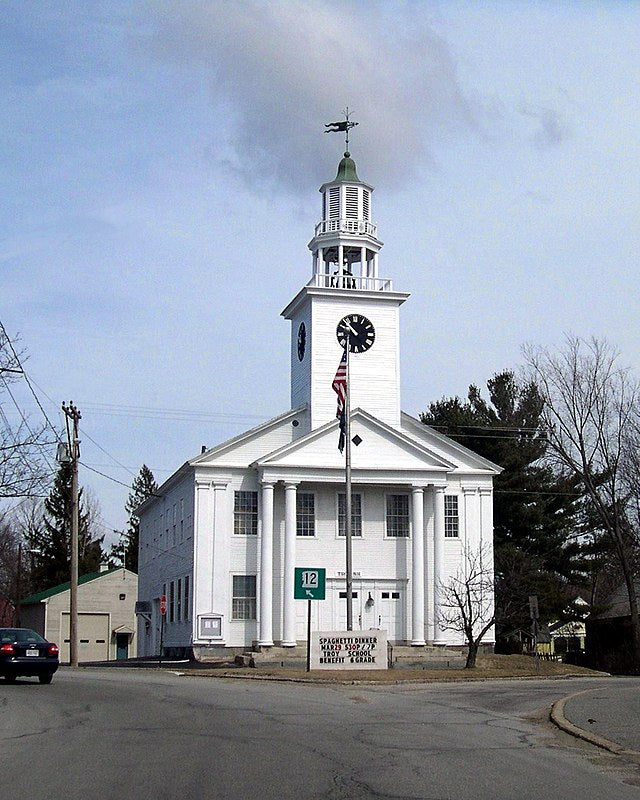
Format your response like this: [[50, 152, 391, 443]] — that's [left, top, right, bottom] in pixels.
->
[[1, 669, 639, 800]]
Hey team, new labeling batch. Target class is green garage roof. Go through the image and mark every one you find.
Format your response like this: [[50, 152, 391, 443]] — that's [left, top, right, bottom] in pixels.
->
[[20, 570, 116, 604]]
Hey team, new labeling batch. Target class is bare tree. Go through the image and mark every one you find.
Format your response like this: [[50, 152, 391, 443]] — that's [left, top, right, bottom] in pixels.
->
[[0, 328, 53, 499], [0, 510, 19, 602], [438, 543, 495, 668], [525, 336, 640, 666]]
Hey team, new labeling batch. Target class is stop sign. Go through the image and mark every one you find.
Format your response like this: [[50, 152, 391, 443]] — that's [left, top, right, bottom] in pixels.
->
[[160, 595, 167, 615]]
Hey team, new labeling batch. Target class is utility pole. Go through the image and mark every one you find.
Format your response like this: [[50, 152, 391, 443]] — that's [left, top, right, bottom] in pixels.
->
[[62, 401, 81, 668], [15, 541, 22, 627]]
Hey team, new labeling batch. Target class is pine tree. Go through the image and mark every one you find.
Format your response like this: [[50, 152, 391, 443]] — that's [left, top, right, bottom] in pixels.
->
[[421, 371, 587, 636], [111, 465, 158, 573], [28, 462, 104, 592]]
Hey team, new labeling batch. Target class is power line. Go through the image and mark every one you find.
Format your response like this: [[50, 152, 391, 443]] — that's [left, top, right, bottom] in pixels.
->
[[0, 319, 62, 443], [79, 461, 135, 491], [429, 423, 545, 433], [19, 366, 141, 487], [80, 427, 138, 480], [75, 400, 268, 424], [0, 375, 56, 495]]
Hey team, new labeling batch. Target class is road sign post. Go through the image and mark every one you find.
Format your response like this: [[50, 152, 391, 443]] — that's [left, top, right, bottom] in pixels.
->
[[294, 568, 326, 671], [159, 595, 167, 667]]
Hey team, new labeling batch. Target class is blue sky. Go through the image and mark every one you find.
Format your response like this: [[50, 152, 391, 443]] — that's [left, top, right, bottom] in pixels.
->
[[2, 0, 639, 544]]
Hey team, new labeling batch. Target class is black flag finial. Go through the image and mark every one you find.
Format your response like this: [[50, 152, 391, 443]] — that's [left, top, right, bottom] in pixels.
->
[[324, 107, 359, 150]]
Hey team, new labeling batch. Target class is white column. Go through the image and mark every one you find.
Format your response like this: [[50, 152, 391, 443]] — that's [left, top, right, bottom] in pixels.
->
[[258, 481, 275, 647], [433, 486, 446, 644], [282, 482, 298, 646], [463, 486, 479, 552], [360, 246, 367, 286], [373, 252, 379, 278], [193, 481, 212, 641], [211, 482, 229, 621], [411, 486, 426, 646], [479, 488, 495, 643]]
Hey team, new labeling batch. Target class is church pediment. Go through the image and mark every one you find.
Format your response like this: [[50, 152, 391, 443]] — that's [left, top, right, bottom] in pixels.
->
[[255, 408, 457, 475], [189, 407, 307, 468]]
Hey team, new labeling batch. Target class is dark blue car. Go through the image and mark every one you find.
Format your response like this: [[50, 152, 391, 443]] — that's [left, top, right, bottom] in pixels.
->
[[0, 628, 59, 684]]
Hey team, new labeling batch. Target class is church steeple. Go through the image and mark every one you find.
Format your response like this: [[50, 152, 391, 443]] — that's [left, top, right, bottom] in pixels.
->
[[307, 149, 387, 291], [282, 131, 409, 432]]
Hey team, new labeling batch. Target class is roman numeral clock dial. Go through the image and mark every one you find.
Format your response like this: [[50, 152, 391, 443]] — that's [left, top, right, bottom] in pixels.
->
[[336, 314, 375, 353]]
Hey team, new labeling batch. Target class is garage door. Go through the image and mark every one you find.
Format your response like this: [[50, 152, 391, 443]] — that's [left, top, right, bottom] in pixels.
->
[[60, 613, 110, 663]]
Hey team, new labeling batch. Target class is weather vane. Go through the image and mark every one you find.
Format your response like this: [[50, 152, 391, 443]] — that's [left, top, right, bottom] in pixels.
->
[[325, 107, 359, 151]]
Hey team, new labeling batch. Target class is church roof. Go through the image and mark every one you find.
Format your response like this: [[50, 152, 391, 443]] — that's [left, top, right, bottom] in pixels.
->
[[334, 151, 359, 182]]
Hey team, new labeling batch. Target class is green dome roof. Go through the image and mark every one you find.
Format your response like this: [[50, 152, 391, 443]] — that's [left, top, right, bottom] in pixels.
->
[[334, 151, 360, 182]]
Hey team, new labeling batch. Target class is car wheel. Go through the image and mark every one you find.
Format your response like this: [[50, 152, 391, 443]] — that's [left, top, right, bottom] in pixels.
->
[[38, 674, 53, 685], [4, 674, 16, 683]]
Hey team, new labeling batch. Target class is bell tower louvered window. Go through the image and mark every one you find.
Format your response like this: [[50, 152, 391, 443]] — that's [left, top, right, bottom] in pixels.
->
[[328, 187, 340, 219], [362, 189, 370, 221], [345, 187, 359, 219]]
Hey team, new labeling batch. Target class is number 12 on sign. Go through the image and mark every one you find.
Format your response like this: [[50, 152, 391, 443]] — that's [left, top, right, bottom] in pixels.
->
[[294, 568, 326, 600]]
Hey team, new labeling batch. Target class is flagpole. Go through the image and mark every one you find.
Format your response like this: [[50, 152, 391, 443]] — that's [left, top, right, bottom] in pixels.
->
[[345, 336, 353, 631]]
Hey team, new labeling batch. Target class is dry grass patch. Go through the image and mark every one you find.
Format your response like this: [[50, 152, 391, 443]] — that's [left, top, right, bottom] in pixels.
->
[[186, 654, 605, 683]]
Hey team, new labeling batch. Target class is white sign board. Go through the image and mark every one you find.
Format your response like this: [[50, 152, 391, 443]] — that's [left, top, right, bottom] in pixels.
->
[[311, 630, 388, 670]]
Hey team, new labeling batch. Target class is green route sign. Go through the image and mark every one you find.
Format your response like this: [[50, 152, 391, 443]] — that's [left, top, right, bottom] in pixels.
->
[[294, 567, 326, 600]]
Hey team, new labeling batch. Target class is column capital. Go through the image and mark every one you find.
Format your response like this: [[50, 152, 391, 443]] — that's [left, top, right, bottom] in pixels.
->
[[284, 481, 300, 490], [462, 486, 478, 495], [433, 485, 446, 495], [411, 485, 425, 494]]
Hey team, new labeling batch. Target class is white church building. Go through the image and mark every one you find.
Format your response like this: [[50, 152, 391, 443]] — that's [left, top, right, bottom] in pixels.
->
[[136, 146, 500, 659]]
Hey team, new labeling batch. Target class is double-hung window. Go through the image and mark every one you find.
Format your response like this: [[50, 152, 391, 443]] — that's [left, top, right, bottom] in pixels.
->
[[338, 493, 362, 537], [444, 495, 459, 538], [234, 491, 258, 535], [232, 576, 257, 620], [386, 494, 410, 537], [296, 493, 315, 537]]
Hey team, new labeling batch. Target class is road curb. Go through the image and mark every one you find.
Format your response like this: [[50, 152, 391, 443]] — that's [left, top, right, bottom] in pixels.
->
[[550, 688, 640, 757]]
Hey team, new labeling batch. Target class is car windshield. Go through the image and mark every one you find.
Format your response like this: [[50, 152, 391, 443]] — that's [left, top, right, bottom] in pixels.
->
[[0, 629, 46, 644]]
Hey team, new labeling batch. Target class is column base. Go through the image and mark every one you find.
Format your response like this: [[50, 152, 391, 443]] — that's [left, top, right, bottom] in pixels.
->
[[257, 640, 274, 648], [410, 639, 426, 647], [281, 641, 297, 648]]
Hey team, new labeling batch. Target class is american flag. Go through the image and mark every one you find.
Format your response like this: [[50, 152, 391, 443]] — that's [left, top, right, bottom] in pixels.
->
[[332, 350, 347, 453]]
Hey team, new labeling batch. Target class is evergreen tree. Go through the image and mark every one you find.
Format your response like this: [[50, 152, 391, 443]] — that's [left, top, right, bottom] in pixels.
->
[[28, 462, 104, 592], [110, 465, 157, 573], [421, 371, 587, 637]]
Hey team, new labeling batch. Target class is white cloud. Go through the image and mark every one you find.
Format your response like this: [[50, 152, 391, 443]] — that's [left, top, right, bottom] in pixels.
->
[[146, 0, 473, 191]]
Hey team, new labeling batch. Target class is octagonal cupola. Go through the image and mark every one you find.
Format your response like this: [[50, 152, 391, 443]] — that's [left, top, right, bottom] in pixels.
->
[[308, 150, 388, 291]]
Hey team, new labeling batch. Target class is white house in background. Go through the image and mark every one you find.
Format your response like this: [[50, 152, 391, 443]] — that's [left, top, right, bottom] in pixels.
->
[[20, 567, 138, 663], [136, 147, 501, 659]]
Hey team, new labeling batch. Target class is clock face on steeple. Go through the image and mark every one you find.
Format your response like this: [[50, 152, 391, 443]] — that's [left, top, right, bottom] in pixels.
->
[[336, 314, 375, 353], [297, 322, 306, 361]]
